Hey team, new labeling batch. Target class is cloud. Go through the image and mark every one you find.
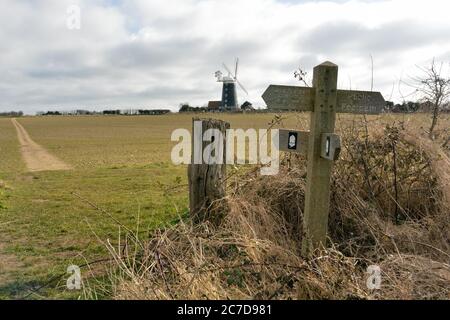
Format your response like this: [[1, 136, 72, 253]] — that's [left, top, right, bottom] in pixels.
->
[[0, 0, 450, 113], [301, 20, 450, 59]]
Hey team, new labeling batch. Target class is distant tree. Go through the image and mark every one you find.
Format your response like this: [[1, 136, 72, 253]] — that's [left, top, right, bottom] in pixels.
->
[[411, 59, 450, 139], [103, 109, 122, 115], [384, 101, 420, 113], [44, 111, 61, 116], [0, 111, 23, 117], [240, 101, 254, 111], [406, 101, 420, 113], [179, 103, 205, 113], [384, 101, 394, 112], [179, 103, 191, 113]]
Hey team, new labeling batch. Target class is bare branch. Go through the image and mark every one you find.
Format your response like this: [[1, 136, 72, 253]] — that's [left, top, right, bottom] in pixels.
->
[[410, 59, 450, 138]]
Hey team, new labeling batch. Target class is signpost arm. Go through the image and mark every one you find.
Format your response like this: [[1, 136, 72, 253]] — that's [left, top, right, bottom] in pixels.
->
[[302, 62, 338, 256]]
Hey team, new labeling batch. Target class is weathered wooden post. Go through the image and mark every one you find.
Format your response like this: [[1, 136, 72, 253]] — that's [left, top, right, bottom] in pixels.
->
[[188, 118, 230, 224], [302, 62, 338, 255], [262, 61, 385, 256]]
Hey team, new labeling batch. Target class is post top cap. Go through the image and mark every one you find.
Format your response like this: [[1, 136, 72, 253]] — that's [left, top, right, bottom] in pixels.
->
[[317, 61, 338, 67]]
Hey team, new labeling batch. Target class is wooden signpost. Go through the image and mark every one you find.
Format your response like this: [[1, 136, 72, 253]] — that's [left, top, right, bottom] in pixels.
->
[[263, 86, 385, 114], [263, 61, 385, 256]]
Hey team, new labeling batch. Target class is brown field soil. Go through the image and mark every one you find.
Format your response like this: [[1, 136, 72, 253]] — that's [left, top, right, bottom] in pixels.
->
[[11, 118, 72, 172]]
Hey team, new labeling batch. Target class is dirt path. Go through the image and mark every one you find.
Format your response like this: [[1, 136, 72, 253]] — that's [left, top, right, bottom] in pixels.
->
[[11, 118, 72, 172]]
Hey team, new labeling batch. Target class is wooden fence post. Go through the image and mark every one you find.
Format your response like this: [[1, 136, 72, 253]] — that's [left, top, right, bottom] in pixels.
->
[[301, 62, 338, 256], [188, 118, 230, 224]]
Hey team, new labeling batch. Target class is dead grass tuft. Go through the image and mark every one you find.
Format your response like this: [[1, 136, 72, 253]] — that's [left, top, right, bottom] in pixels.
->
[[99, 121, 450, 300]]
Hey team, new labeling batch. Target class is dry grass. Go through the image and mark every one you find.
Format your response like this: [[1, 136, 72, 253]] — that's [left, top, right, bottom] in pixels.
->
[[93, 117, 450, 300]]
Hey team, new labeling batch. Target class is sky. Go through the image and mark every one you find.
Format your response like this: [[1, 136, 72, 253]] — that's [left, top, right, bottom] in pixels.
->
[[1, 0, 450, 114]]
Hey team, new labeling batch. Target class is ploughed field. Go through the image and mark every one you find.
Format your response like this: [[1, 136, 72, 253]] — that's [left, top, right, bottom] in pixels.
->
[[0, 113, 448, 299]]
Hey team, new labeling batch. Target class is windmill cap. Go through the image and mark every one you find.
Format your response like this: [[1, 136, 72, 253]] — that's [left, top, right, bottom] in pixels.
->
[[317, 61, 338, 67]]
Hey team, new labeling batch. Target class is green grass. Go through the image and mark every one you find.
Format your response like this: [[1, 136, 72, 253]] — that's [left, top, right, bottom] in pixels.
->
[[0, 116, 192, 299], [0, 165, 188, 299]]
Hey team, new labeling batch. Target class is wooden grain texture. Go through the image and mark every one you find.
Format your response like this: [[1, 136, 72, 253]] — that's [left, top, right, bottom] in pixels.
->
[[262, 85, 385, 114], [188, 118, 230, 224], [262, 85, 314, 111], [337, 90, 385, 114], [302, 62, 338, 256]]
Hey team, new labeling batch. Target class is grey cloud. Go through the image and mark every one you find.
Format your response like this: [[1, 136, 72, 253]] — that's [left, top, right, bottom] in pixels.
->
[[107, 36, 265, 72], [25, 49, 112, 81], [302, 20, 450, 56], [277, 54, 321, 75], [107, 37, 207, 69], [136, 85, 211, 100], [436, 51, 450, 62], [28, 67, 103, 79]]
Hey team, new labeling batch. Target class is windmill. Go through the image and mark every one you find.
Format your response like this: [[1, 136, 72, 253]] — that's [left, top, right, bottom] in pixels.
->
[[215, 58, 248, 110]]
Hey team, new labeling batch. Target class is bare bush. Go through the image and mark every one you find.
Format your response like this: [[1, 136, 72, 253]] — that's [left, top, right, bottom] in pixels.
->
[[411, 60, 450, 139]]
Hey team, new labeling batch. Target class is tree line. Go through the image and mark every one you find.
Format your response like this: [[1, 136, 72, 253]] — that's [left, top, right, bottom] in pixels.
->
[[0, 111, 23, 117], [36, 109, 171, 116], [385, 101, 450, 113]]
